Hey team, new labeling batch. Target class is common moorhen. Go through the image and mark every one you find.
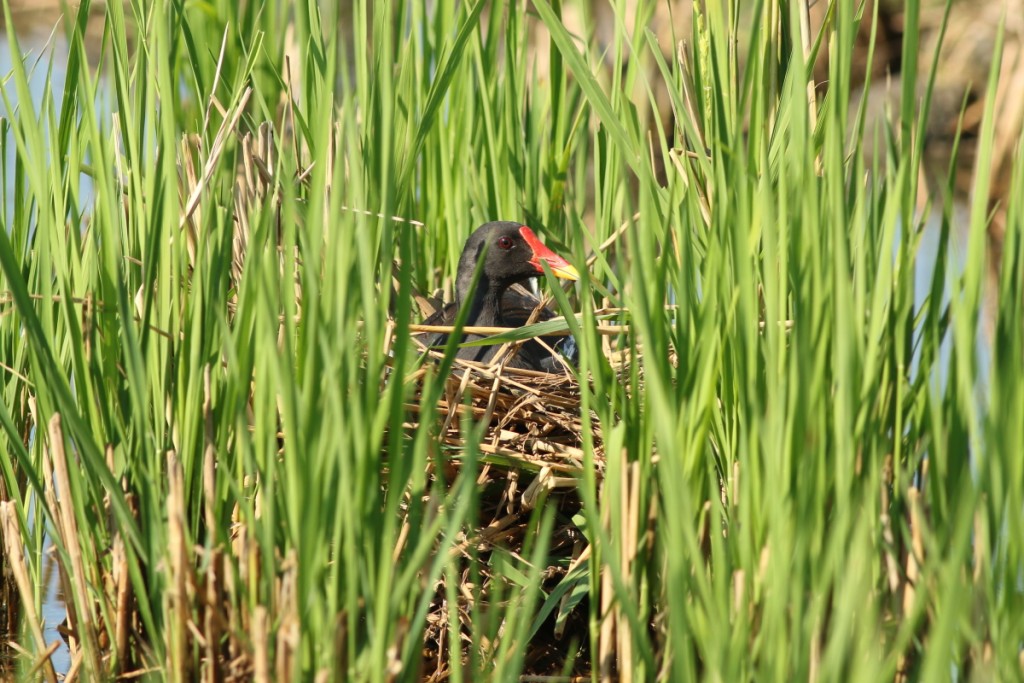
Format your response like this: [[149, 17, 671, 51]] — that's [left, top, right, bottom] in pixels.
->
[[420, 221, 579, 371]]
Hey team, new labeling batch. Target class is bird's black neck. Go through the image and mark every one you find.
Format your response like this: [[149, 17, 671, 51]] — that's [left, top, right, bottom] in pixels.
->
[[456, 278, 506, 328]]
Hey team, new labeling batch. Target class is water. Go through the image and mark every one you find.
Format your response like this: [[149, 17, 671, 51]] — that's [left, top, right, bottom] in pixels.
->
[[38, 542, 69, 676], [911, 200, 992, 391]]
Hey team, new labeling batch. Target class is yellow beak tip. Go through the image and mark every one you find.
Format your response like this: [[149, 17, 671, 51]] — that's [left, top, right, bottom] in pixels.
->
[[555, 265, 580, 281]]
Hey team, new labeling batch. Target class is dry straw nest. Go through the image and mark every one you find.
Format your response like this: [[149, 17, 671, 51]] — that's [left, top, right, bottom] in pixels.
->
[[405, 289, 636, 480], [406, 347, 602, 480]]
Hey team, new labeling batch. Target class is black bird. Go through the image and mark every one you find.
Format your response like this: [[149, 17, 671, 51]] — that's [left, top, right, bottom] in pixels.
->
[[420, 221, 579, 371]]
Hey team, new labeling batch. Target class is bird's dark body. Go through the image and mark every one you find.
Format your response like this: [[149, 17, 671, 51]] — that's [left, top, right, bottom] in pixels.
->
[[419, 221, 578, 372], [422, 285, 575, 371]]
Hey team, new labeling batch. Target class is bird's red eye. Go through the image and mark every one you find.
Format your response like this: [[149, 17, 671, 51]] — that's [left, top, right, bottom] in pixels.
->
[[497, 236, 513, 250]]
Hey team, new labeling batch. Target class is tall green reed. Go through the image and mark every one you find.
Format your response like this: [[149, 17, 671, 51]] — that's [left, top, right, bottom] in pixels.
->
[[0, 0, 1021, 680]]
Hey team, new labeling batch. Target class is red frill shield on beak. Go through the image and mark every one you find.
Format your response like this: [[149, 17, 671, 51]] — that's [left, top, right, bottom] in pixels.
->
[[518, 226, 580, 281]]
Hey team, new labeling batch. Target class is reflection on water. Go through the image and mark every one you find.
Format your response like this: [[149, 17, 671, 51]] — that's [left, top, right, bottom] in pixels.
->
[[39, 545, 68, 678]]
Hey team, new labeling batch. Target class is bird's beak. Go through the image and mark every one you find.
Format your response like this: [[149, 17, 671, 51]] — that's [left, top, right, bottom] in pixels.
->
[[519, 226, 580, 281], [540, 257, 580, 281]]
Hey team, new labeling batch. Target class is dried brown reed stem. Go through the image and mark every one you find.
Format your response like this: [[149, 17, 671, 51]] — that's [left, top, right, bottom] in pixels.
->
[[275, 552, 299, 682], [112, 531, 132, 675], [409, 322, 628, 336], [181, 88, 253, 233], [0, 502, 59, 683], [616, 461, 641, 683], [598, 476, 615, 683], [48, 414, 103, 681], [895, 486, 926, 683], [880, 455, 901, 595], [166, 451, 191, 681], [22, 641, 61, 681], [31, 400, 78, 666], [252, 606, 270, 683]]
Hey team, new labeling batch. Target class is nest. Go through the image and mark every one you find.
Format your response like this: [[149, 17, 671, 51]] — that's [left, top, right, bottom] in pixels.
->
[[402, 338, 616, 678], [408, 285, 616, 465], [407, 342, 605, 476]]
